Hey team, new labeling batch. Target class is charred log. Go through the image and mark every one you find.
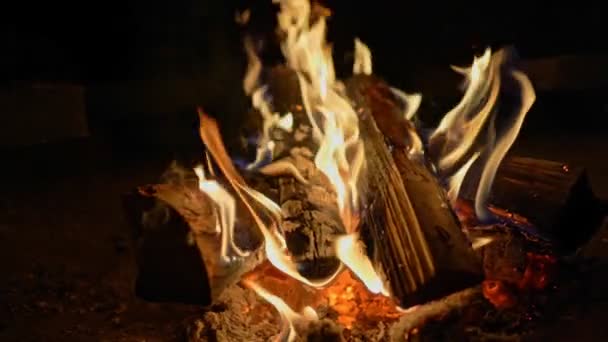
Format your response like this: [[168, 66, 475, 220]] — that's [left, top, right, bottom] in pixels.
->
[[122, 182, 264, 306], [346, 75, 482, 308], [252, 67, 346, 279], [463, 156, 607, 252], [389, 287, 481, 341]]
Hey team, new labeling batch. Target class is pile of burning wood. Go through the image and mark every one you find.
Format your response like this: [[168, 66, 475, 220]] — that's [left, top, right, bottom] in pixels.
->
[[122, 1, 607, 340]]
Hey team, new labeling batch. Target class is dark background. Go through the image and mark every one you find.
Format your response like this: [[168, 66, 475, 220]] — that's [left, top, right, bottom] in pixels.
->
[[2, 1, 608, 340], [4, 1, 608, 149], [6, 1, 608, 81]]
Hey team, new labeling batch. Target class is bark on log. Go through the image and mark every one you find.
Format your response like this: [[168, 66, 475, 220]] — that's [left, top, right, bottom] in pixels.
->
[[122, 180, 264, 306], [346, 75, 482, 308], [250, 67, 346, 279], [389, 287, 481, 341], [463, 156, 606, 252]]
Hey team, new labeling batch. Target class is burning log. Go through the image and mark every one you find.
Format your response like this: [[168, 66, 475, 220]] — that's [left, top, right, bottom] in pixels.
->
[[246, 67, 347, 279], [346, 75, 483, 308], [122, 179, 265, 306], [464, 156, 606, 252]]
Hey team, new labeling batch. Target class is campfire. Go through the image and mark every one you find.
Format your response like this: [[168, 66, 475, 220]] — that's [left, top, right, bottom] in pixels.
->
[[122, 1, 606, 341]]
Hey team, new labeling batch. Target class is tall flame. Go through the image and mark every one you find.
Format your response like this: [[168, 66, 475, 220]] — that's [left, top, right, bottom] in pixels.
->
[[428, 48, 536, 221], [274, 0, 364, 219], [273, 0, 385, 289], [474, 70, 535, 221], [237, 0, 386, 297]]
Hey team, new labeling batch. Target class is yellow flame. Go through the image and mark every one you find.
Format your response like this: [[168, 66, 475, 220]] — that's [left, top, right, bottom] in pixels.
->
[[279, 11, 381, 301], [353, 38, 372, 75], [390, 87, 422, 121], [239, 0, 384, 296], [431, 48, 500, 172], [475, 70, 536, 221], [390, 87, 424, 158], [471, 236, 495, 250], [193, 165, 249, 262], [428, 48, 535, 221], [199, 110, 341, 289], [244, 279, 318, 342], [335, 234, 389, 296], [274, 0, 366, 224]]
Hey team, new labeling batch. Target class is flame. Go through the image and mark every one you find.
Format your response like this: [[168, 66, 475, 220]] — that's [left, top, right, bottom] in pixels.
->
[[272, 0, 386, 294], [430, 48, 498, 173], [390, 87, 422, 122], [244, 279, 318, 342], [446, 152, 480, 205], [193, 165, 249, 263], [199, 110, 340, 289], [474, 70, 535, 221], [427, 48, 536, 222], [275, 0, 364, 221], [245, 1, 366, 229], [471, 236, 494, 250], [353, 38, 372, 75], [239, 0, 383, 295], [335, 234, 389, 296]]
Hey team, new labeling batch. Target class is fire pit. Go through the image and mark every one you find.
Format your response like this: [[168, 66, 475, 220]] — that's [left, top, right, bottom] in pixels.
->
[[121, 1, 607, 341]]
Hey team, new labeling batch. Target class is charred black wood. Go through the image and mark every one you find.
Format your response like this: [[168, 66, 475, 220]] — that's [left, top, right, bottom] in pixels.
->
[[253, 67, 346, 279], [346, 75, 482, 308], [463, 156, 607, 252], [122, 182, 264, 306]]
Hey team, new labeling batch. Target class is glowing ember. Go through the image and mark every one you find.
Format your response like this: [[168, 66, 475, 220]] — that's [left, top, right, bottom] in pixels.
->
[[482, 280, 516, 309], [320, 271, 402, 329], [244, 264, 401, 331]]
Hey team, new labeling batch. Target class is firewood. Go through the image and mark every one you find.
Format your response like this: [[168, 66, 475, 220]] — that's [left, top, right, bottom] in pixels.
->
[[345, 75, 482, 308], [462, 156, 607, 252], [245, 66, 347, 279], [388, 287, 481, 341], [186, 283, 283, 342], [122, 180, 265, 306]]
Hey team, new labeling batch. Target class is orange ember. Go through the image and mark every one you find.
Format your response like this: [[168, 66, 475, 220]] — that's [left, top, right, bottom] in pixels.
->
[[319, 270, 402, 328], [518, 253, 557, 291], [243, 263, 402, 330], [482, 252, 557, 310], [482, 280, 517, 309]]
